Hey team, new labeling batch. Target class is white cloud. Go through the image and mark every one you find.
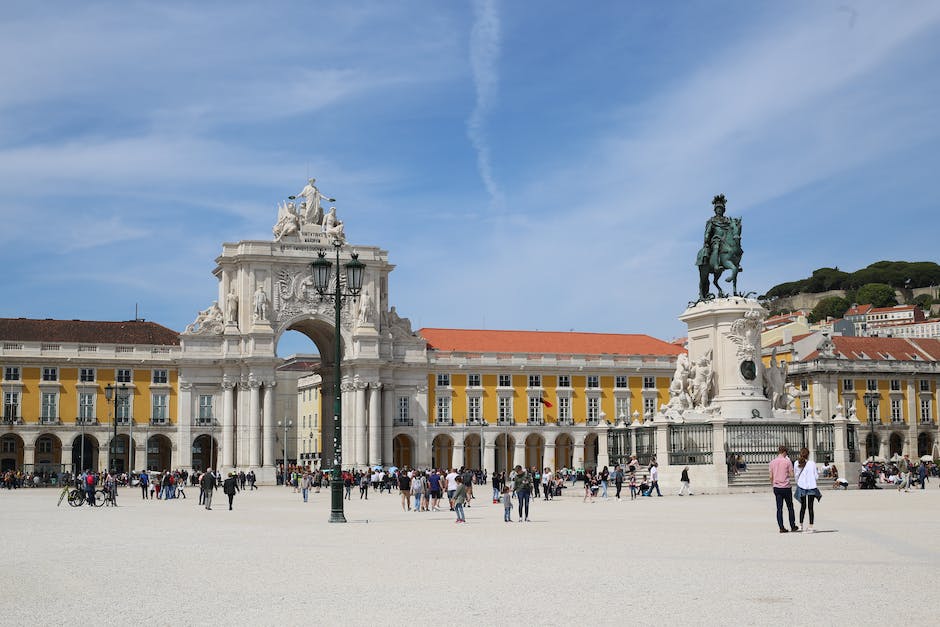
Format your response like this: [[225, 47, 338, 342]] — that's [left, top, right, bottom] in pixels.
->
[[467, 0, 503, 208]]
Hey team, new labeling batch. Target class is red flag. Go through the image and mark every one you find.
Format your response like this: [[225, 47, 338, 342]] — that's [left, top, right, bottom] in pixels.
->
[[540, 397, 553, 408]]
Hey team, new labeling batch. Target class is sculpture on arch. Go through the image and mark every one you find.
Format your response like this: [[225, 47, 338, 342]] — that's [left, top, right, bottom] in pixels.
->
[[321, 206, 346, 242], [764, 348, 789, 410], [696, 194, 743, 300], [185, 301, 224, 335], [689, 349, 715, 408], [666, 352, 693, 410], [272, 201, 301, 240], [225, 289, 238, 326], [290, 178, 334, 227], [253, 285, 270, 322]]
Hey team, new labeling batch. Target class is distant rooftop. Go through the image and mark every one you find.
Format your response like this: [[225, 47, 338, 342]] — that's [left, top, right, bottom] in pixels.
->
[[419, 328, 685, 356], [0, 318, 180, 346]]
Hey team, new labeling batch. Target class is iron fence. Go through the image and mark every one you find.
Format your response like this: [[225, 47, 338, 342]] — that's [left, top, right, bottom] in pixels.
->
[[635, 427, 657, 467], [725, 424, 805, 467], [669, 424, 713, 465], [814, 424, 834, 463]]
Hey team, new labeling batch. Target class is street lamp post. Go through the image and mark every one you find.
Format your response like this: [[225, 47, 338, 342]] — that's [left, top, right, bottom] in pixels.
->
[[104, 383, 128, 473], [864, 392, 879, 460], [279, 419, 292, 485], [311, 239, 365, 523]]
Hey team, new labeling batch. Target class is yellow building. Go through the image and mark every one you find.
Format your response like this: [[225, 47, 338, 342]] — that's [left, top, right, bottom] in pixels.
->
[[0, 318, 181, 475], [418, 328, 681, 472]]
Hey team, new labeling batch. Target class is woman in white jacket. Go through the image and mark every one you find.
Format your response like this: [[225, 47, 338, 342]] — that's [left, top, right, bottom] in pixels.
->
[[794, 447, 821, 532]]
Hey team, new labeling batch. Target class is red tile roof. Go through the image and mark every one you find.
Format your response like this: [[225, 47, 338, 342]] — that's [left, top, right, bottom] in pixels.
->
[[844, 304, 874, 317], [0, 318, 180, 346], [869, 305, 916, 314], [419, 328, 685, 356], [802, 336, 940, 361]]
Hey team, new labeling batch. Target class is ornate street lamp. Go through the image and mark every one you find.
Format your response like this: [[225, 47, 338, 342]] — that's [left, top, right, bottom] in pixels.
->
[[863, 392, 879, 461], [104, 383, 128, 473], [311, 240, 365, 523]]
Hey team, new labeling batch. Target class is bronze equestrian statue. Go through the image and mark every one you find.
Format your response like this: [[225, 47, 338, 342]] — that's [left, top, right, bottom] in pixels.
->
[[696, 194, 743, 300]]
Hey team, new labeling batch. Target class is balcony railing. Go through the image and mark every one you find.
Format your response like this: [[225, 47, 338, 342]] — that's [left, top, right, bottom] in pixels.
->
[[527, 417, 545, 426], [557, 417, 574, 426], [497, 417, 514, 426], [193, 417, 217, 427], [39, 416, 61, 425], [434, 418, 453, 426], [467, 417, 485, 426], [150, 417, 169, 426], [76, 416, 98, 425], [393, 418, 414, 427]]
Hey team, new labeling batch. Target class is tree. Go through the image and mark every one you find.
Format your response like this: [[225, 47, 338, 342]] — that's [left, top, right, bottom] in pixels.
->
[[855, 283, 898, 308], [808, 296, 851, 323], [913, 294, 933, 310]]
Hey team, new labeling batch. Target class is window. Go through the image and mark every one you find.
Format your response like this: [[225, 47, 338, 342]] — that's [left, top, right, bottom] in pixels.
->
[[844, 397, 855, 415], [528, 396, 543, 422], [867, 379, 878, 391], [558, 396, 570, 423], [42, 367, 58, 382], [921, 380, 931, 393], [586, 375, 599, 389], [116, 393, 131, 424], [642, 376, 655, 389], [498, 374, 511, 388], [587, 397, 600, 422], [498, 396, 513, 422], [3, 392, 19, 421], [468, 397, 481, 423], [921, 399, 932, 424], [643, 397, 655, 418], [890, 379, 901, 392], [842, 379, 854, 392], [436, 396, 451, 423], [890, 399, 902, 423], [467, 374, 481, 388], [37, 438, 53, 454], [198, 395, 213, 423], [152, 394, 168, 423], [79, 368, 96, 383], [40, 392, 58, 422], [79, 393, 95, 422], [615, 397, 630, 421], [0, 439, 14, 453], [397, 396, 410, 424], [528, 374, 541, 388], [557, 375, 571, 388], [800, 379, 808, 392], [152, 369, 169, 384], [615, 375, 628, 389], [867, 400, 879, 421], [436, 373, 450, 387], [3, 366, 20, 381], [801, 400, 810, 419], [116, 369, 133, 384]]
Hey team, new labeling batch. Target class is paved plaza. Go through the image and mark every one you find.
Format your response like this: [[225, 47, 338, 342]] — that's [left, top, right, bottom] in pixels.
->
[[2, 484, 938, 625]]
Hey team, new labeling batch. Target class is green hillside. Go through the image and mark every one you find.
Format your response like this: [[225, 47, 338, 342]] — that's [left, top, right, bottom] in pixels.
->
[[764, 261, 940, 299]]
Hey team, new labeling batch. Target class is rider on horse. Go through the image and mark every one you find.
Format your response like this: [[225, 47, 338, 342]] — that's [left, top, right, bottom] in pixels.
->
[[696, 194, 743, 300]]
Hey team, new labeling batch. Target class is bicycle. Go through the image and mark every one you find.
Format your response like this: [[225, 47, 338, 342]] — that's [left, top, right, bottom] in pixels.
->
[[59, 486, 87, 507]]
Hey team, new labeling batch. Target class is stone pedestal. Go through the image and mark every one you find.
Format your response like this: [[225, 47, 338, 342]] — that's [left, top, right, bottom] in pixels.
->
[[679, 297, 773, 421]]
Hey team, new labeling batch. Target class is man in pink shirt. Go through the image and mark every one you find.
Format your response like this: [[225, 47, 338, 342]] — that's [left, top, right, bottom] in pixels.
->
[[769, 445, 799, 533]]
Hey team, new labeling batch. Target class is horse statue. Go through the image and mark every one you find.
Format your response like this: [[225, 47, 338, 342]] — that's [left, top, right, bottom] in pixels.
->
[[697, 214, 742, 300]]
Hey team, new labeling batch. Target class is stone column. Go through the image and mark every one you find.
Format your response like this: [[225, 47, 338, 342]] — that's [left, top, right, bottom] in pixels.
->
[[263, 381, 275, 467], [135, 440, 147, 474], [61, 444, 72, 472], [341, 378, 352, 467], [248, 379, 261, 468], [452, 441, 464, 470], [368, 382, 382, 467], [906, 379, 917, 456], [544, 442, 556, 471], [382, 386, 394, 465], [222, 378, 235, 469], [654, 422, 670, 469], [596, 424, 610, 469], [573, 434, 586, 470], [711, 417, 727, 488], [514, 440, 526, 470], [483, 442, 496, 474], [355, 381, 368, 468], [23, 445, 35, 469], [179, 382, 193, 471], [415, 385, 430, 468], [831, 409, 849, 470]]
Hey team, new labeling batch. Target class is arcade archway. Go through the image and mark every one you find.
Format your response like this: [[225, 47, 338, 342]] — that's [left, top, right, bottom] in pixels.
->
[[71, 434, 99, 473], [0, 434, 24, 472], [494, 433, 516, 472], [524, 433, 544, 471], [431, 434, 453, 470], [555, 433, 574, 470], [393, 434, 414, 469], [190, 434, 216, 472], [34, 433, 62, 475]]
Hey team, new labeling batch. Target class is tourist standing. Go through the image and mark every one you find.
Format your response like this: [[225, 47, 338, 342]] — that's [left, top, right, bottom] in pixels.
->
[[501, 486, 513, 522], [898, 454, 912, 492], [302, 470, 313, 502], [428, 469, 443, 511], [201, 468, 216, 510], [769, 446, 799, 533], [223, 472, 237, 510], [628, 471, 638, 500], [139, 470, 149, 500], [512, 465, 533, 521], [491, 471, 502, 503], [600, 466, 610, 498], [411, 471, 426, 512], [613, 465, 624, 500], [397, 469, 412, 511], [453, 476, 467, 523], [647, 461, 662, 497], [359, 473, 369, 499], [794, 447, 821, 533], [918, 460, 927, 490], [677, 466, 693, 496], [542, 468, 553, 501]]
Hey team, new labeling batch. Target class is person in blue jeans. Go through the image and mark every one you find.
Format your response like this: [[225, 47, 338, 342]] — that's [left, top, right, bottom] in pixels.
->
[[452, 476, 467, 523], [512, 465, 533, 522]]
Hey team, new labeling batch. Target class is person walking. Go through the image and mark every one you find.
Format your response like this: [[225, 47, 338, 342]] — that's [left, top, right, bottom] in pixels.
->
[[453, 476, 468, 523], [628, 471, 638, 500], [542, 468, 553, 501], [491, 470, 502, 503], [512, 465, 533, 521], [769, 446, 799, 533], [201, 468, 216, 510], [918, 460, 928, 490], [613, 465, 624, 500], [647, 462, 662, 497], [223, 472, 237, 510], [411, 471, 426, 512], [600, 466, 610, 499], [397, 469, 411, 511], [139, 470, 149, 500], [898, 454, 912, 492], [359, 473, 369, 499], [501, 486, 513, 522], [677, 466, 693, 496], [794, 447, 821, 533], [302, 470, 313, 502]]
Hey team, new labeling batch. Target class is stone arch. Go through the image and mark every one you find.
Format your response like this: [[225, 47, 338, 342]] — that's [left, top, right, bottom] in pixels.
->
[[555, 433, 574, 470], [191, 434, 219, 472], [888, 432, 904, 457], [393, 434, 414, 469], [463, 433, 482, 470], [148, 434, 174, 472], [276, 314, 347, 369], [71, 434, 99, 474], [494, 433, 516, 473], [524, 433, 545, 471], [0, 433, 24, 472], [34, 433, 63, 475], [917, 432, 933, 458], [865, 432, 880, 459], [107, 434, 137, 474], [431, 434, 454, 470], [583, 432, 599, 471]]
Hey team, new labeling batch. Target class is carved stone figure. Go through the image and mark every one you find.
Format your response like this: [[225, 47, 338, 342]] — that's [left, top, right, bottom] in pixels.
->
[[696, 194, 743, 300], [386, 306, 413, 339], [225, 289, 238, 325], [690, 350, 715, 408], [273, 201, 300, 240], [357, 288, 374, 326], [321, 206, 346, 242], [765, 348, 788, 409], [291, 178, 334, 226], [253, 285, 269, 322], [727, 309, 763, 362], [185, 300, 224, 335], [667, 353, 693, 410]]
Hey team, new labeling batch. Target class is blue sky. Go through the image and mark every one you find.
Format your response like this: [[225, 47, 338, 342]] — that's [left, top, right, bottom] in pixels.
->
[[1, 1, 939, 357]]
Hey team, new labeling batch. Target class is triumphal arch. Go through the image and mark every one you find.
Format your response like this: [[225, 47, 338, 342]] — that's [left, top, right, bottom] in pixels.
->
[[177, 180, 427, 481]]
